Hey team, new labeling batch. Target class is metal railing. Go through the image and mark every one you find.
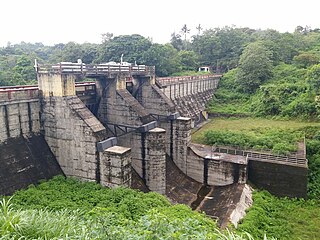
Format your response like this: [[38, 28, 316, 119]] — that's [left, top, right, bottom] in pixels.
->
[[35, 62, 155, 76], [156, 74, 222, 86], [214, 146, 307, 166]]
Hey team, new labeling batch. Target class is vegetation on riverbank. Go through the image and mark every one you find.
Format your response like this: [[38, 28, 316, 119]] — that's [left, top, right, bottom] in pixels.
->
[[1, 176, 257, 239]]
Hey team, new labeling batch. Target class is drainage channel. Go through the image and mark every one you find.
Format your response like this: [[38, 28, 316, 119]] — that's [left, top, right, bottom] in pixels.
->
[[191, 185, 212, 210]]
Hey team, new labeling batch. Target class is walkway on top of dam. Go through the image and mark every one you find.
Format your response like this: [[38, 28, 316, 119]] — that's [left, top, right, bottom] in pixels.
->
[[34, 62, 155, 77], [156, 74, 222, 86]]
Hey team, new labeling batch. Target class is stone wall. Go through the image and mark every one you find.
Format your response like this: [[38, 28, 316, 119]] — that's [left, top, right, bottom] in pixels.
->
[[0, 89, 40, 142], [248, 160, 308, 198]]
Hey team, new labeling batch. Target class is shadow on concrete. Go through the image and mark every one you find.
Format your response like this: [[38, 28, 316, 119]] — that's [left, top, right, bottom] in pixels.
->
[[0, 134, 63, 196], [166, 155, 247, 228]]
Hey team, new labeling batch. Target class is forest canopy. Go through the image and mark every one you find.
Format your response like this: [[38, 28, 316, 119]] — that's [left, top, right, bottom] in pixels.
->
[[1, 25, 320, 86]]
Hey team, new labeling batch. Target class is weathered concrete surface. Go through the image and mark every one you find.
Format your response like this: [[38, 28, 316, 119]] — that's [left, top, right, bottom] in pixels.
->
[[0, 89, 40, 143], [166, 156, 252, 227], [41, 96, 106, 182], [229, 184, 253, 228], [188, 143, 247, 186], [166, 155, 202, 205], [137, 84, 175, 116], [0, 134, 63, 195], [198, 183, 252, 228], [131, 168, 149, 193], [38, 73, 76, 97], [248, 160, 308, 198], [99, 146, 131, 188], [172, 117, 192, 173], [98, 79, 153, 127], [144, 128, 166, 194]]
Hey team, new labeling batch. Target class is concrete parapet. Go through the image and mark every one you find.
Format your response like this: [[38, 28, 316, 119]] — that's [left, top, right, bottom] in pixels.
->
[[99, 145, 131, 188], [158, 77, 218, 125]]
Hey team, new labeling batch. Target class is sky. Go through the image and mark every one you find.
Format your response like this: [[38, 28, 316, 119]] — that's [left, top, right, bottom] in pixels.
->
[[0, 0, 319, 47]]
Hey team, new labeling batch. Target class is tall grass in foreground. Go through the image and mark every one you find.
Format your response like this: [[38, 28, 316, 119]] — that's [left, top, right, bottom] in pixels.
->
[[0, 177, 277, 240], [0, 197, 269, 240]]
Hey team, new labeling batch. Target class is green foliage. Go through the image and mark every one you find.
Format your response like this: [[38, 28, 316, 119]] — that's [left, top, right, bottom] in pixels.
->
[[171, 70, 209, 77], [307, 64, 320, 94], [142, 43, 181, 76], [238, 191, 320, 240], [192, 27, 254, 72], [304, 128, 320, 199], [11, 176, 170, 219], [236, 41, 273, 93], [177, 50, 200, 71], [250, 83, 316, 118], [204, 128, 301, 155], [293, 52, 319, 68], [1, 176, 270, 239], [209, 69, 251, 115], [209, 62, 320, 120], [98, 34, 152, 64]]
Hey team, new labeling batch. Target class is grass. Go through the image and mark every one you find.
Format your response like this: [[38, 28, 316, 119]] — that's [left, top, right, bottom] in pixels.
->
[[192, 117, 320, 145], [237, 191, 320, 240], [1, 176, 271, 240], [192, 117, 320, 239]]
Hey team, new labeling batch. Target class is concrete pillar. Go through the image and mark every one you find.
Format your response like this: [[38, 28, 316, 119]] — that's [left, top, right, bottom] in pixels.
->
[[145, 127, 166, 194], [38, 73, 76, 97], [238, 164, 248, 184], [116, 75, 127, 90], [99, 146, 131, 188], [172, 117, 191, 174]]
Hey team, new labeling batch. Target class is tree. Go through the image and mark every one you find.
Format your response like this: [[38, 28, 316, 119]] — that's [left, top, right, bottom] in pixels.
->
[[101, 32, 114, 44], [170, 32, 184, 51], [236, 41, 273, 93], [196, 24, 203, 35], [142, 43, 181, 77], [180, 24, 190, 41], [307, 64, 320, 93], [293, 52, 319, 68], [177, 50, 200, 71], [191, 29, 221, 66], [98, 34, 152, 64]]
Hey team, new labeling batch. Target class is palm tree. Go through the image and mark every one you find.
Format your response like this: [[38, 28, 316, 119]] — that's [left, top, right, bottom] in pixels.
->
[[196, 24, 203, 35], [180, 24, 190, 41]]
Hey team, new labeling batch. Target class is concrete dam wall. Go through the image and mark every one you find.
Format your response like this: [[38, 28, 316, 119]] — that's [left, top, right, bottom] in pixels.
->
[[0, 87, 62, 195], [0, 62, 308, 227]]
